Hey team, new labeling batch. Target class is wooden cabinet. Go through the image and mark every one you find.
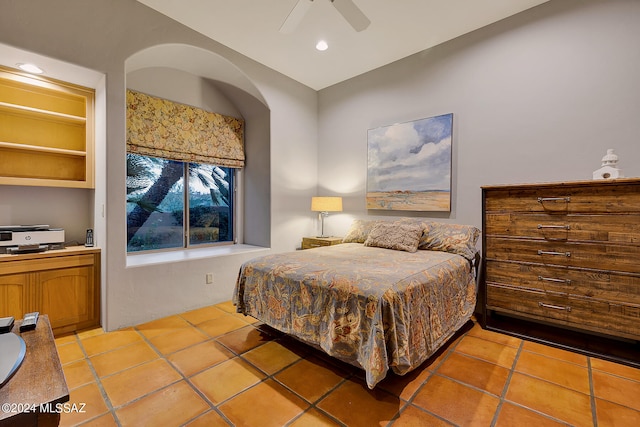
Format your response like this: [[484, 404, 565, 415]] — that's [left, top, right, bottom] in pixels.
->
[[0, 272, 29, 320], [0, 65, 95, 188], [0, 247, 100, 335], [301, 236, 343, 250], [481, 178, 640, 365]]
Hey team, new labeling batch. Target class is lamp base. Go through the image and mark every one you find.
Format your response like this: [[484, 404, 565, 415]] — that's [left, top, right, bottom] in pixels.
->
[[317, 211, 329, 239]]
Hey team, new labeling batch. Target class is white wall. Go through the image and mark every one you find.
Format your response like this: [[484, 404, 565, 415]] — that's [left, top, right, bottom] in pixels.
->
[[0, 0, 318, 330], [318, 0, 640, 236], [0, 186, 92, 244], [126, 67, 242, 118]]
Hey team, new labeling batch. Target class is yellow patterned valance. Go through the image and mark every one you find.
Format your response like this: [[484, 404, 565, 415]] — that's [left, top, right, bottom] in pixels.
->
[[126, 90, 245, 168]]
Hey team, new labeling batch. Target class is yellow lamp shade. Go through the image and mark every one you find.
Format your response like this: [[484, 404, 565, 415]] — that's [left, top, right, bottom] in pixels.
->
[[311, 197, 343, 212]]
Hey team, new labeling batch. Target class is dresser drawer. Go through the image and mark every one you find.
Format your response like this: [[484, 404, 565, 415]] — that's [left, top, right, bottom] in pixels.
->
[[487, 283, 640, 340], [485, 213, 640, 243], [487, 283, 571, 322], [485, 237, 640, 274], [484, 184, 640, 214], [485, 260, 640, 305]]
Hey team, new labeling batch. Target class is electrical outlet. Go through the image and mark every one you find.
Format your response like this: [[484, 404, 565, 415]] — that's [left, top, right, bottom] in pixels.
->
[[205, 273, 214, 284]]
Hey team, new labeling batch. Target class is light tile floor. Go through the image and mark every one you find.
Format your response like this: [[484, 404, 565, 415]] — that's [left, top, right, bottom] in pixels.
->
[[54, 301, 640, 426]]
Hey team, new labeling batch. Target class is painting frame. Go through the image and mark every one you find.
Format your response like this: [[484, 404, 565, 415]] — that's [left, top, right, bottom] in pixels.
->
[[366, 113, 453, 212]]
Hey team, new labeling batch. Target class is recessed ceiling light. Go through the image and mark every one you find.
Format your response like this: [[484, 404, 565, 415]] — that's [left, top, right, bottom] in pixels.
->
[[315, 40, 328, 51], [17, 63, 44, 74]]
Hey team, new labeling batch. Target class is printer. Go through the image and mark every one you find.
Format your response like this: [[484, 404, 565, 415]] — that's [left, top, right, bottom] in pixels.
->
[[0, 225, 65, 254]]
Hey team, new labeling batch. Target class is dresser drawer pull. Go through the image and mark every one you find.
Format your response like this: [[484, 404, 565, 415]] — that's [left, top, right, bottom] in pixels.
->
[[538, 250, 571, 257], [537, 224, 570, 230], [538, 302, 572, 312], [537, 197, 571, 203], [538, 276, 572, 284]]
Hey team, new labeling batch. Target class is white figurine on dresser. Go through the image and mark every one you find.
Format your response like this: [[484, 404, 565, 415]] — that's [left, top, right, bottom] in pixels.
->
[[593, 148, 624, 180]]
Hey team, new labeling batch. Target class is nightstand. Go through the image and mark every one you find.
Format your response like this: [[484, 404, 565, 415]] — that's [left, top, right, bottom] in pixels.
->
[[301, 236, 343, 250]]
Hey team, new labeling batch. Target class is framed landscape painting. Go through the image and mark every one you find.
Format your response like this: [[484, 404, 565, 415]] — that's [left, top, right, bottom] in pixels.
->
[[367, 113, 452, 211]]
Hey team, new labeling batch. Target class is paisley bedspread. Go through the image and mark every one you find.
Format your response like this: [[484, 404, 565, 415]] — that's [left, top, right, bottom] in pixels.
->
[[233, 243, 477, 388]]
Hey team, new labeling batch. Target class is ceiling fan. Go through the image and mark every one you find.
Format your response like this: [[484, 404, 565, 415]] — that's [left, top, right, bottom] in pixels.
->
[[280, 0, 371, 34]]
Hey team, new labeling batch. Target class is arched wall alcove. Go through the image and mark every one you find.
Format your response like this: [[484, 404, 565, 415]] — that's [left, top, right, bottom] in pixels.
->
[[125, 44, 271, 248]]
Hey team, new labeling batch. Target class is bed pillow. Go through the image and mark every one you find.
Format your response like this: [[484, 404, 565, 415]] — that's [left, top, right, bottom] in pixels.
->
[[420, 222, 480, 259], [363, 221, 423, 253], [396, 218, 433, 244], [342, 219, 379, 243]]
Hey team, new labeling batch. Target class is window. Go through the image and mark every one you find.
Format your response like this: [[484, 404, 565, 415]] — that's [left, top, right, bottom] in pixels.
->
[[126, 153, 235, 252]]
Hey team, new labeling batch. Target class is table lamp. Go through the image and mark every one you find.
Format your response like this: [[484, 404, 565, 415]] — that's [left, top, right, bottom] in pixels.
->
[[311, 196, 342, 238]]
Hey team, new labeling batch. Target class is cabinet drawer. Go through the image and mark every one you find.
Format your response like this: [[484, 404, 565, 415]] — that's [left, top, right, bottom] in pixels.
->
[[484, 184, 640, 214], [301, 237, 342, 249], [302, 240, 331, 249], [485, 213, 640, 244], [487, 283, 640, 340], [485, 237, 640, 274], [485, 260, 640, 305], [0, 254, 95, 275]]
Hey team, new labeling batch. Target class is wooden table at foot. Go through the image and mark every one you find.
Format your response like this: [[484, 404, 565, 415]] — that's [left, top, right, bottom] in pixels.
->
[[0, 315, 69, 427]]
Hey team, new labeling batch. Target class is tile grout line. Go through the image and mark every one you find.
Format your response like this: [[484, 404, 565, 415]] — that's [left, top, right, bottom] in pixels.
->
[[144, 313, 272, 421], [139, 315, 236, 426], [59, 307, 640, 426], [172, 312, 346, 425], [203, 318, 428, 427], [385, 321, 481, 427], [66, 330, 122, 427], [213, 323, 351, 426], [75, 318, 236, 426], [280, 375, 351, 427], [588, 357, 598, 427], [88, 327, 184, 426], [385, 320, 523, 426], [489, 337, 523, 427], [119, 321, 237, 424], [492, 340, 592, 426], [65, 312, 477, 425]]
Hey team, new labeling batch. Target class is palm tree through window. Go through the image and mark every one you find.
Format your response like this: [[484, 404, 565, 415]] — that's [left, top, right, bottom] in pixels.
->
[[126, 154, 234, 252]]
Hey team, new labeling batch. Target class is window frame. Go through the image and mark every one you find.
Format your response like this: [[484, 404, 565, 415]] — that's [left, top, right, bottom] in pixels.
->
[[126, 154, 237, 254], [184, 162, 237, 249]]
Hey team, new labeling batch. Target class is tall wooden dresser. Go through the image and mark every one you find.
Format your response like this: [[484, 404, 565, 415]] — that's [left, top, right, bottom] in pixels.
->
[[481, 178, 640, 366]]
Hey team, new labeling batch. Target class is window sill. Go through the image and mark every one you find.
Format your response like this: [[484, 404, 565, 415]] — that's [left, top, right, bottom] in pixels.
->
[[126, 244, 269, 268]]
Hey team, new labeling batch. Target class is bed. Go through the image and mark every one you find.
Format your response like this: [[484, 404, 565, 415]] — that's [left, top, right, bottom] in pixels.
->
[[233, 219, 481, 388]]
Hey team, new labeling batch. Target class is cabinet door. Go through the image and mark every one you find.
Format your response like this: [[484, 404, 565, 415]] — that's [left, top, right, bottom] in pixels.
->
[[35, 266, 97, 331], [0, 273, 29, 319]]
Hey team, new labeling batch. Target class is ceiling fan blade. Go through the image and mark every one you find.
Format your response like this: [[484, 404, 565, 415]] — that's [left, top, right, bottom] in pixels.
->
[[331, 0, 370, 32], [279, 0, 314, 34]]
